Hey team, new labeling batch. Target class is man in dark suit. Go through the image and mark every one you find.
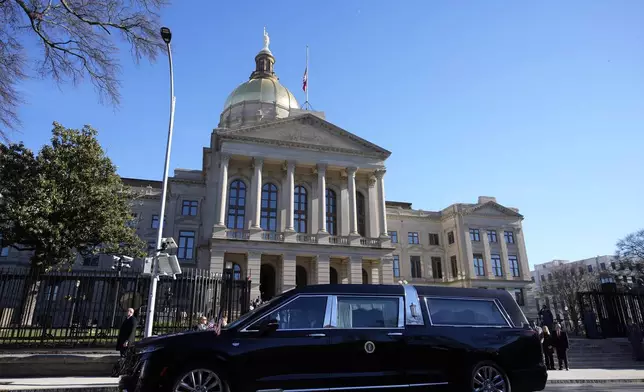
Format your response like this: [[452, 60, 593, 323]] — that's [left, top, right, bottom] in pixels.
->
[[553, 323, 569, 370], [116, 308, 138, 357]]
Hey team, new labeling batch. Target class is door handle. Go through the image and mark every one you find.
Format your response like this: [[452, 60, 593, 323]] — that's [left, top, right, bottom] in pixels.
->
[[387, 332, 403, 336], [307, 333, 326, 337]]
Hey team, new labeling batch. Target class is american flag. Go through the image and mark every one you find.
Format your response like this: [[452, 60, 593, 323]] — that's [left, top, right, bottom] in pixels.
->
[[302, 67, 308, 92], [213, 316, 224, 335]]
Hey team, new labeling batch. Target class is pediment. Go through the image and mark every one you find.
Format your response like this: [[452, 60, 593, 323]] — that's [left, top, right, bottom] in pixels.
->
[[217, 114, 390, 158], [463, 201, 523, 219]]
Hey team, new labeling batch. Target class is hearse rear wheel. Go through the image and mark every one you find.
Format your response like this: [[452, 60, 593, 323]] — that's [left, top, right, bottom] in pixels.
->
[[172, 367, 227, 392], [470, 361, 510, 392]]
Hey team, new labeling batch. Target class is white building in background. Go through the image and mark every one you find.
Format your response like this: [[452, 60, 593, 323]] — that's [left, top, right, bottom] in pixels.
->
[[0, 33, 534, 315]]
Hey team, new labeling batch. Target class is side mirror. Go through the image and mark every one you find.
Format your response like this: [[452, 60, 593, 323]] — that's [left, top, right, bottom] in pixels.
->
[[259, 318, 279, 335]]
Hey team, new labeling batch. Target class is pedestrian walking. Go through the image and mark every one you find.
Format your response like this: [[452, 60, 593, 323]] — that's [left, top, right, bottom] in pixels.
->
[[539, 305, 554, 331], [116, 307, 138, 357], [542, 325, 555, 370], [553, 323, 569, 370], [194, 316, 209, 331]]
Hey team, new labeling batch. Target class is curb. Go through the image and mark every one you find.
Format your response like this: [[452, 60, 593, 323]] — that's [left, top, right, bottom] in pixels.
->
[[547, 379, 644, 384]]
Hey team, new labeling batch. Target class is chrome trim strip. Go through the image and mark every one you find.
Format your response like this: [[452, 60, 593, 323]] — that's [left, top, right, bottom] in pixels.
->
[[323, 296, 334, 328], [423, 296, 512, 328], [402, 285, 424, 326], [329, 295, 338, 328], [271, 382, 449, 392], [397, 297, 405, 328], [241, 294, 331, 332]]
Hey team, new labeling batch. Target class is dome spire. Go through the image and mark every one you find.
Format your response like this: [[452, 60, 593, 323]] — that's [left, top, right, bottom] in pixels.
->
[[250, 27, 276, 80]]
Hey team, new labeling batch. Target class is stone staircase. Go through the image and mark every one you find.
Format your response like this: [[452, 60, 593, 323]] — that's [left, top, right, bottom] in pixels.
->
[[566, 337, 644, 369]]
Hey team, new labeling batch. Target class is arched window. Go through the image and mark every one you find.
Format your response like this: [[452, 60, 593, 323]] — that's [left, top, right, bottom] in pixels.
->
[[227, 180, 246, 229], [294, 186, 308, 233], [330, 267, 339, 285], [296, 265, 308, 287], [357, 192, 366, 237], [362, 268, 369, 284], [261, 183, 278, 231], [326, 189, 337, 235]]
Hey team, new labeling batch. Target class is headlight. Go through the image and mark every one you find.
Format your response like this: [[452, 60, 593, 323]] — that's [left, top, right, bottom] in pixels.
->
[[136, 345, 162, 355]]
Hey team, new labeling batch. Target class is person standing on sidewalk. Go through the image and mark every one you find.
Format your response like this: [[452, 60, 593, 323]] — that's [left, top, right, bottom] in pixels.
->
[[542, 325, 555, 370], [554, 323, 569, 370], [116, 308, 138, 357]]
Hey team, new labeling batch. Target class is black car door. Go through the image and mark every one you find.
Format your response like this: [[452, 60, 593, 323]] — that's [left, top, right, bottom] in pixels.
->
[[229, 295, 334, 392], [324, 295, 406, 389]]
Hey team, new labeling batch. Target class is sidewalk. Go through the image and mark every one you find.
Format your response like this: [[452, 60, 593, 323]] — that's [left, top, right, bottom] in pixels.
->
[[547, 368, 644, 384]]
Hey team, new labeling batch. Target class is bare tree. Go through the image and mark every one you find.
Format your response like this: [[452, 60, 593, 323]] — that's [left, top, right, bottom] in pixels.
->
[[613, 228, 644, 287], [0, 0, 169, 140], [541, 264, 598, 323]]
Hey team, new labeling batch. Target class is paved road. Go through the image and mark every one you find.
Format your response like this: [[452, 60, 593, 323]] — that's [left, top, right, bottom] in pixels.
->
[[546, 384, 644, 391]]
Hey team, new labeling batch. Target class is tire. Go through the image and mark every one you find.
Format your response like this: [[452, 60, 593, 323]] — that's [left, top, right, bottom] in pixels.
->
[[469, 360, 511, 392], [170, 365, 229, 392]]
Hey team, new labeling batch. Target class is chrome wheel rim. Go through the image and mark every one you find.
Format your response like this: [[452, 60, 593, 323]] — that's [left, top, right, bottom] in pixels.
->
[[473, 365, 507, 392], [174, 369, 223, 392]]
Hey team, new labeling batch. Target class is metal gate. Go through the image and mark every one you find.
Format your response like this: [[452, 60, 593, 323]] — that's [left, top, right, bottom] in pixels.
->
[[577, 291, 644, 338]]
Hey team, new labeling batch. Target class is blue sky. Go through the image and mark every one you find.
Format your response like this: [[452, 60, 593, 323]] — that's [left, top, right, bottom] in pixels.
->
[[10, 0, 644, 268]]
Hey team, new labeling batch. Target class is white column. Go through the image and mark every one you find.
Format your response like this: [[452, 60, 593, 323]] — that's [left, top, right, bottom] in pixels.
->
[[482, 229, 494, 279], [379, 256, 394, 284], [371, 261, 380, 284], [317, 164, 327, 233], [216, 154, 230, 227], [247, 251, 262, 300], [316, 254, 330, 284], [251, 158, 263, 229], [515, 228, 531, 280], [375, 169, 388, 237], [499, 229, 512, 280], [282, 253, 296, 292], [347, 257, 362, 283], [285, 161, 296, 231], [464, 228, 476, 279], [210, 250, 225, 275], [347, 167, 358, 235]]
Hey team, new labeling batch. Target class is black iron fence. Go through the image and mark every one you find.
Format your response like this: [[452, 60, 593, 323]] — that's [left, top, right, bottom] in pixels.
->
[[577, 291, 644, 338], [0, 267, 251, 348]]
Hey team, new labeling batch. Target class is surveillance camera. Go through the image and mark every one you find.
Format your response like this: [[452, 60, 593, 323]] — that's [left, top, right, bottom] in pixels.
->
[[112, 255, 121, 262], [161, 237, 178, 251], [122, 256, 134, 263]]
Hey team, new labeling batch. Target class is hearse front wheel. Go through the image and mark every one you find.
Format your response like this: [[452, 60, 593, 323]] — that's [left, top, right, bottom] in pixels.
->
[[172, 367, 227, 392], [470, 361, 510, 392]]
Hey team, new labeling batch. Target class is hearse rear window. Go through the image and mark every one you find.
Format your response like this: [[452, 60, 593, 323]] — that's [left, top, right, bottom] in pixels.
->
[[425, 298, 509, 327], [337, 296, 399, 328]]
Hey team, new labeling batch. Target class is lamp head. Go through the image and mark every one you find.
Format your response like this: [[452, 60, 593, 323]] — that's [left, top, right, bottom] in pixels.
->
[[160, 27, 172, 44]]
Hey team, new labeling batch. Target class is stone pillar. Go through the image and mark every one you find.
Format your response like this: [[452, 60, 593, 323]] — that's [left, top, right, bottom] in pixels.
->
[[210, 250, 225, 275], [316, 254, 330, 284], [317, 164, 327, 233], [371, 261, 380, 284], [347, 167, 358, 235], [515, 228, 531, 280], [499, 229, 512, 280], [375, 169, 388, 237], [282, 253, 296, 292], [285, 161, 296, 232], [367, 176, 379, 237], [340, 261, 349, 284], [251, 158, 263, 229], [463, 228, 476, 279], [347, 257, 362, 284], [482, 229, 494, 279], [380, 256, 394, 284], [247, 251, 262, 300], [215, 154, 230, 228]]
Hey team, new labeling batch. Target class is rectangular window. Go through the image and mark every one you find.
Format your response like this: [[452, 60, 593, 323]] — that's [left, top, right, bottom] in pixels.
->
[[600, 262, 606, 270], [337, 296, 400, 328], [82, 254, 100, 267], [487, 230, 497, 243], [587, 265, 593, 273], [151, 215, 160, 229], [393, 255, 400, 278], [504, 231, 515, 244], [388, 231, 398, 244], [178, 231, 195, 260], [182, 200, 198, 216], [513, 288, 525, 306], [410, 256, 422, 278], [425, 298, 509, 327], [448, 231, 455, 244], [509, 255, 520, 277], [469, 229, 480, 242], [429, 233, 440, 246], [408, 232, 420, 245], [579, 266, 585, 275], [491, 254, 503, 277], [249, 296, 328, 331], [473, 254, 485, 276], [450, 256, 458, 278], [431, 257, 443, 279], [540, 274, 546, 282]]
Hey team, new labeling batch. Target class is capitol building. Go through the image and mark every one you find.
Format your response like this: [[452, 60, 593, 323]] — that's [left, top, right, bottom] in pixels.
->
[[1, 34, 535, 317]]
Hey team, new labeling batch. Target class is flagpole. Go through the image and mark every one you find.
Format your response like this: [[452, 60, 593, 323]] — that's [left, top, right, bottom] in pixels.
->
[[305, 45, 309, 106]]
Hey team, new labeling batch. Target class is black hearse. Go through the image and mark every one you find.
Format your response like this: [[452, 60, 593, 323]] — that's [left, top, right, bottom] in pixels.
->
[[119, 284, 547, 392]]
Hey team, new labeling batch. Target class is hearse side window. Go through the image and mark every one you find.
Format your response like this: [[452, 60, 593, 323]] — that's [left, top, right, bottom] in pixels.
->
[[248, 296, 327, 331], [337, 296, 399, 328], [425, 298, 509, 327]]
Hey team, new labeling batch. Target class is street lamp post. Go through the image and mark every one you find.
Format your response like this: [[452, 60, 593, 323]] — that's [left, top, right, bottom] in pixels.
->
[[144, 26, 176, 338]]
